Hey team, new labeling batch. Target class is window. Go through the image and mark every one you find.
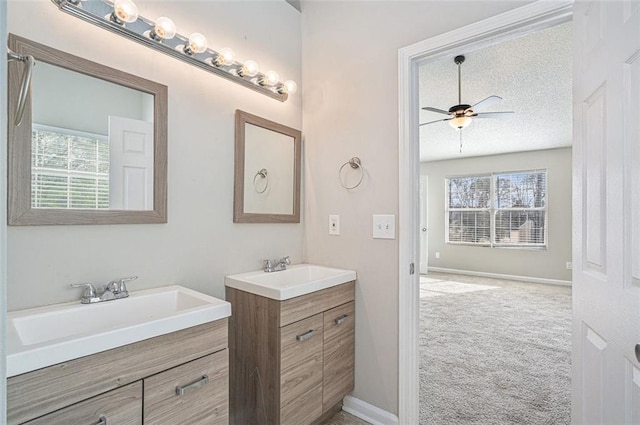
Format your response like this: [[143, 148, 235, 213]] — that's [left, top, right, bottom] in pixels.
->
[[446, 170, 547, 248], [32, 125, 110, 209]]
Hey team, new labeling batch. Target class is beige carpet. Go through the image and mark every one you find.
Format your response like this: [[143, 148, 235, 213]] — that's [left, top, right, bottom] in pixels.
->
[[420, 273, 572, 425]]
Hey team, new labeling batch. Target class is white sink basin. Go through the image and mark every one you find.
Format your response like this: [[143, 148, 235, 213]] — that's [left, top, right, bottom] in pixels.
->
[[7, 285, 231, 377], [225, 264, 356, 301]]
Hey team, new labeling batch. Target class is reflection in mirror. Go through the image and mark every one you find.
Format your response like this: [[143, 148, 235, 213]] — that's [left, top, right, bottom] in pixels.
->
[[234, 110, 301, 223], [7, 34, 167, 225], [32, 62, 155, 211]]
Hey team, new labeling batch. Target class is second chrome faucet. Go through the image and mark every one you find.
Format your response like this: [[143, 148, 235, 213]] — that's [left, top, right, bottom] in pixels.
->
[[263, 256, 290, 273], [71, 276, 138, 304]]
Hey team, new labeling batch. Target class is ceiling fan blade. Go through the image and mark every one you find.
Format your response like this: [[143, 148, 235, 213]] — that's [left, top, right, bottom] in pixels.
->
[[472, 111, 515, 119], [469, 95, 503, 112], [421, 106, 451, 115], [419, 117, 453, 127]]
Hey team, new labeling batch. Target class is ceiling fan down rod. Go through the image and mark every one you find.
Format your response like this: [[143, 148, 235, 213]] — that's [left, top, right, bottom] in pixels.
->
[[454, 55, 465, 106]]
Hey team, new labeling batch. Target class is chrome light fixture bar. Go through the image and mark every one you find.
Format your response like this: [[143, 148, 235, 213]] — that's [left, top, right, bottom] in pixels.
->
[[51, 0, 297, 102]]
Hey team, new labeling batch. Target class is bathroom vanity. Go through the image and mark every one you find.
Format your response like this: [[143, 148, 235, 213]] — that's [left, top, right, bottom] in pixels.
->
[[6, 286, 231, 425], [225, 264, 357, 425]]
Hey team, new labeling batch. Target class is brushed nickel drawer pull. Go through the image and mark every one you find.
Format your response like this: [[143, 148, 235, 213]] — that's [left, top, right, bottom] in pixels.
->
[[175, 374, 210, 396], [335, 314, 350, 326], [94, 416, 107, 425], [296, 330, 315, 342]]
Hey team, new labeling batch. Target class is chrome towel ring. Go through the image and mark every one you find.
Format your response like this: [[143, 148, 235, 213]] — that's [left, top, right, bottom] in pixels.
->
[[7, 49, 35, 127], [253, 168, 269, 193], [339, 157, 364, 190]]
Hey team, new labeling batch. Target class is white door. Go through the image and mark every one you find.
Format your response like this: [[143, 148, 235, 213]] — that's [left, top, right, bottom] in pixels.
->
[[420, 175, 429, 274], [572, 1, 640, 423], [108, 116, 154, 210]]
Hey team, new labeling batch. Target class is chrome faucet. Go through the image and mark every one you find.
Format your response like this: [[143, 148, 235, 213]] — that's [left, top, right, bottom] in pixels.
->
[[71, 276, 138, 304], [263, 256, 291, 273]]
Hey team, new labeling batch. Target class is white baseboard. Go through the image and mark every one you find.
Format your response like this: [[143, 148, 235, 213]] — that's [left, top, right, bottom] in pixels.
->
[[426, 267, 572, 287], [343, 395, 399, 425]]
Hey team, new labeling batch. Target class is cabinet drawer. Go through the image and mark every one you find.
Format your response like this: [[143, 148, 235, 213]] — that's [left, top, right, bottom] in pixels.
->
[[280, 314, 323, 425], [323, 301, 355, 412], [144, 350, 228, 425], [279, 282, 355, 327], [24, 381, 142, 425]]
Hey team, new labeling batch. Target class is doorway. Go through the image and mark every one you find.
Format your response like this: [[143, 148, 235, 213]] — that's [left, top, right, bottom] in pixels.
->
[[397, 2, 574, 422]]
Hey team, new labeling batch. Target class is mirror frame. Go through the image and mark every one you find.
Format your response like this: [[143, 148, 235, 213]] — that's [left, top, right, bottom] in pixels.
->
[[7, 34, 168, 225], [233, 110, 301, 223]]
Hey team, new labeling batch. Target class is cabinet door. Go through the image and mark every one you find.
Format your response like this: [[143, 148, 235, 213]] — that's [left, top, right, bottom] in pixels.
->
[[24, 381, 142, 425], [280, 313, 324, 425], [144, 350, 228, 425], [323, 301, 355, 412]]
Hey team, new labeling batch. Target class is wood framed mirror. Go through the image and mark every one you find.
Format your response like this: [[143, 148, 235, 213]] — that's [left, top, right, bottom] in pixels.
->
[[7, 34, 168, 225], [233, 110, 301, 223]]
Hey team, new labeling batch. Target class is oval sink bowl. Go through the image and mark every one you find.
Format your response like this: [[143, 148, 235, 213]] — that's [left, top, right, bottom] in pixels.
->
[[225, 264, 356, 301], [7, 285, 231, 377]]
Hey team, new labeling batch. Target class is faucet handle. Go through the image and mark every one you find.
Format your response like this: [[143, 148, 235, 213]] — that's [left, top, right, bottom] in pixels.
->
[[281, 256, 291, 265], [70, 283, 97, 302], [114, 276, 138, 294]]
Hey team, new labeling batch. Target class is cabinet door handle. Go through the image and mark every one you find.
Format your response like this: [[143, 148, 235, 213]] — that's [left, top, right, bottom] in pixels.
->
[[175, 374, 209, 396], [335, 314, 350, 326], [93, 416, 107, 425], [296, 330, 315, 342]]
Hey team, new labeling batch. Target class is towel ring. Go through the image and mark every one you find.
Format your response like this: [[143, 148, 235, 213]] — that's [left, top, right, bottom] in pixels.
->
[[253, 168, 269, 194], [339, 157, 364, 190]]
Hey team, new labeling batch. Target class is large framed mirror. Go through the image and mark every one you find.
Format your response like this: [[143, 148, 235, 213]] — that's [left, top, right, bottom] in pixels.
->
[[233, 110, 301, 223], [7, 34, 167, 225]]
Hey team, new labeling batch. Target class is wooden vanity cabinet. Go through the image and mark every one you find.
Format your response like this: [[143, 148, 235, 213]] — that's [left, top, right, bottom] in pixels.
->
[[227, 282, 355, 425], [7, 320, 229, 425]]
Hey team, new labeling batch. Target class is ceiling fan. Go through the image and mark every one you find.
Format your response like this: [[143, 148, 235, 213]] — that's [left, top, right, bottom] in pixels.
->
[[420, 55, 514, 151]]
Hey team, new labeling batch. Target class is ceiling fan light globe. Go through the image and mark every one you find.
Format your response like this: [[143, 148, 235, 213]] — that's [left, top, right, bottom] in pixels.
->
[[449, 116, 472, 129]]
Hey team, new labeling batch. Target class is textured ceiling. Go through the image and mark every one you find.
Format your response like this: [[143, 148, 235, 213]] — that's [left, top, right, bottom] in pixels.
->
[[419, 21, 572, 162]]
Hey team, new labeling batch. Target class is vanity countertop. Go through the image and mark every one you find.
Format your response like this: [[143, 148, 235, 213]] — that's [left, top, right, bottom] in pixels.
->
[[225, 263, 357, 301], [6, 285, 231, 377]]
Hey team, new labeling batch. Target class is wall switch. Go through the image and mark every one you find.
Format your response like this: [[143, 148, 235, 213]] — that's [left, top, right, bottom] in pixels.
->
[[566, 261, 572, 270], [372, 214, 395, 239], [435, 252, 440, 259], [329, 215, 340, 235]]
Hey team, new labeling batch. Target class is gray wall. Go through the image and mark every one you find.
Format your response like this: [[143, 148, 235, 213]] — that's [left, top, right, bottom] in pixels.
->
[[1, 0, 8, 419], [421, 147, 572, 282], [7, 0, 303, 311]]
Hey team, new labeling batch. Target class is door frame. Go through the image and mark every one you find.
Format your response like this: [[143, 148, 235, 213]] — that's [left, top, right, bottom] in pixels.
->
[[397, 1, 573, 422]]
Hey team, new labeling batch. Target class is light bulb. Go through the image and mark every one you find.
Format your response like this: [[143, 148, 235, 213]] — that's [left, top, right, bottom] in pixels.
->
[[284, 80, 297, 94], [449, 116, 472, 129], [260, 70, 279, 86], [185, 33, 207, 55], [238, 60, 259, 77], [111, 0, 138, 24], [150, 17, 176, 40], [213, 47, 235, 66]]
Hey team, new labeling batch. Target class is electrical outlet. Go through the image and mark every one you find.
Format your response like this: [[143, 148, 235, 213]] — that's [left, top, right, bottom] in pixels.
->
[[435, 252, 440, 259], [372, 214, 395, 239], [566, 261, 572, 270], [329, 215, 340, 235]]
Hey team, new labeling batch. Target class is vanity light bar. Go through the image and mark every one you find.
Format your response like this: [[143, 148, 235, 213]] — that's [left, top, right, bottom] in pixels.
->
[[51, 0, 297, 102]]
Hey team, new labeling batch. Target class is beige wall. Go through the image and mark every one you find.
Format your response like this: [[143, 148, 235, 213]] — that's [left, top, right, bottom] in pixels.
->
[[7, 0, 302, 311], [422, 147, 573, 282], [301, 0, 534, 415]]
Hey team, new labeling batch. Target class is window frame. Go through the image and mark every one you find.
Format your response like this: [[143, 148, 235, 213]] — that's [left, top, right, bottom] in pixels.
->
[[445, 169, 548, 249]]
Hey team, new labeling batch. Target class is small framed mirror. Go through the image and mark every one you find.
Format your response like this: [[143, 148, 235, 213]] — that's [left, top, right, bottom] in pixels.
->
[[7, 34, 167, 225], [233, 110, 301, 223]]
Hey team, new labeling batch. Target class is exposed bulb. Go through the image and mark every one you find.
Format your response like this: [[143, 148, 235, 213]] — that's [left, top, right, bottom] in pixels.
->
[[185, 33, 207, 55], [284, 80, 297, 94], [238, 60, 259, 77], [260, 70, 279, 86], [214, 47, 235, 66], [111, 0, 138, 24], [449, 115, 472, 129], [150, 17, 176, 40]]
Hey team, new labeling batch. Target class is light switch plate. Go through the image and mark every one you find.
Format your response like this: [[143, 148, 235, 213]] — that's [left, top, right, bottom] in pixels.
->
[[373, 214, 395, 239], [329, 215, 340, 235]]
